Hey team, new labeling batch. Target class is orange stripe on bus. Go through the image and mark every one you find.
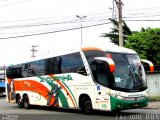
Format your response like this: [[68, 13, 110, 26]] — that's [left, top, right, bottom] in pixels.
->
[[81, 47, 103, 51], [14, 80, 56, 106]]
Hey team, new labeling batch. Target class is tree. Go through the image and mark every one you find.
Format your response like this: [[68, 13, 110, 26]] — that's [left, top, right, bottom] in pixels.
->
[[125, 27, 160, 64], [101, 18, 132, 45]]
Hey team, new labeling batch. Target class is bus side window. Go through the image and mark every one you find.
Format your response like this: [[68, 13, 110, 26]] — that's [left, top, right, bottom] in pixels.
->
[[95, 60, 109, 87], [6, 65, 22, 78], [61, 53, 87, 75]]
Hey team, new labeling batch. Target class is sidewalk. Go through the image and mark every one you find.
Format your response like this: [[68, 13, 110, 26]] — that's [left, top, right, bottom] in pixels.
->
[[144, 101, 160, 109]]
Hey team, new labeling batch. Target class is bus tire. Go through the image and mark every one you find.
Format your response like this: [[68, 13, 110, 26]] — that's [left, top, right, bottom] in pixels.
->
[[16, 95, 23, 108], [23, 95, 30, 109], [81, 96, 93, 114]]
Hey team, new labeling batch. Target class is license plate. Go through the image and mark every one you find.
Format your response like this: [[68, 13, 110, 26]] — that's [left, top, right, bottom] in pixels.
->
[[133, 104, 139, 107]]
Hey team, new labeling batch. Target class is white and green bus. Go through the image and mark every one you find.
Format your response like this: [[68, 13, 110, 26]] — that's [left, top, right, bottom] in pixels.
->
[[5, 44, 154, 114]]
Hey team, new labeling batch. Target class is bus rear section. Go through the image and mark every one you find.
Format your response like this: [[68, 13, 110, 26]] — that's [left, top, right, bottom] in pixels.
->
[[5, 51, 89, 109], [0, 65, 5, 96]]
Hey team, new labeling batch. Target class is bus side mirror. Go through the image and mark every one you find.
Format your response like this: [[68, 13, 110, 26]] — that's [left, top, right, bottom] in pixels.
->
[[94, 57, 115, 73], [106, 58, 115, 73], [141, 59, 154, 73]]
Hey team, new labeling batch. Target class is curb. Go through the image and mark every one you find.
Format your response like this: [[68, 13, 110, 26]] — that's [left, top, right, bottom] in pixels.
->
[[142, 101, 160, 110], [143, 107, 160, 110]]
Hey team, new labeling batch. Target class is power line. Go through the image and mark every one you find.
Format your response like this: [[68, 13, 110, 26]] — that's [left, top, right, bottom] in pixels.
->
[[124, 14, 160, 19], [0, 22, 112, 40], [0, 13, 159, 30], [0, 0, 9, 2], [0, 11, 110, 24], [0, 7, 159, 30], [123, 6, 160, 12], [0, 6, 159, 35], [0, 16, 71, 24], [125, 19, 160, 21], [0, 0, 32, 7], [0, 17, 112, 30], [2, 12, 160, 30], [0, 12, 111, 30], [0, 18, 111, 35], [0, 20, 78, 29], [0, 15, 159, 33]]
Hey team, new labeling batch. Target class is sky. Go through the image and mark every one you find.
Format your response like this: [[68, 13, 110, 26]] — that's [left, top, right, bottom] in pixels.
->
[[0, 0, 159, 65]]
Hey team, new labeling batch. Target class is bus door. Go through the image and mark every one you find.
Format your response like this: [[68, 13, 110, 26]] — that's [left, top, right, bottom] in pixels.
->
[[94, 57, 115, 110]]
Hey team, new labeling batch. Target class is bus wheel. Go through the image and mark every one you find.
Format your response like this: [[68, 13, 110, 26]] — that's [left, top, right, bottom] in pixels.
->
[[23, 95, 30, 109], [16, 95, 23, 108], [81, 96, 93, 114]]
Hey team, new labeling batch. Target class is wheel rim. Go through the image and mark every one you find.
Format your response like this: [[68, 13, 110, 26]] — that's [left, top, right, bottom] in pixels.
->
[[24, 101, 28, 108], [17, 99, 21, 106], [24, 97, 29, 108], [17, 96, 22, 108], [84, 101, 92, 112]]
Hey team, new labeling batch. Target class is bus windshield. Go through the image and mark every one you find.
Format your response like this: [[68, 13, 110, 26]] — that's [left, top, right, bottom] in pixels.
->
[[109, 53, 147, 92], [84, 50, 147, 92]]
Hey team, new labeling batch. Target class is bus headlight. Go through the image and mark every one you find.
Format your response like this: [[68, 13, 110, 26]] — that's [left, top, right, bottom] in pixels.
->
[[117, 95, 125, 100], [110, 94, 125, 100]]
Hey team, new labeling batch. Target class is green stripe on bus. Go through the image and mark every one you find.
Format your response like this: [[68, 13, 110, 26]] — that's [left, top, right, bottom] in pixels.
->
[[47, 80, 69, 107], [38, 76, 69, 107], [62, 81, 78, 107]]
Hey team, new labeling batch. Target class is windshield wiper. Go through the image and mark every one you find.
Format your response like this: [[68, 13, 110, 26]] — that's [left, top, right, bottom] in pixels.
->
[[126, 66, 143, 88]]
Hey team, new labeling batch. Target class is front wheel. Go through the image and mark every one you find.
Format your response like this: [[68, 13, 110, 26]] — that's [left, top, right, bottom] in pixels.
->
[[23, 95, 30, 109], [81, 97, 93, 114]]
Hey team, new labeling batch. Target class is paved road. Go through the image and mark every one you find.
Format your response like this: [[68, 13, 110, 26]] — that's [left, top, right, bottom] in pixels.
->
[[0, 97, 160, 120]]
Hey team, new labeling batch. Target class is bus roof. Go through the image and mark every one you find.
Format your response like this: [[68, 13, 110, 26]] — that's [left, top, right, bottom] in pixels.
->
[[81, 43, 137, 54], [8, 42, 137, 66]]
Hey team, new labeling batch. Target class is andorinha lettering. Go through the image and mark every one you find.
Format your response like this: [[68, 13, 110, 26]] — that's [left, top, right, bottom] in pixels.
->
[[38, 75, 73, 82]]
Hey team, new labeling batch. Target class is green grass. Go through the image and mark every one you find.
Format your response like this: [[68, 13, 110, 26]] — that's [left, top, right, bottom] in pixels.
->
[[149, 96, 160, 101]]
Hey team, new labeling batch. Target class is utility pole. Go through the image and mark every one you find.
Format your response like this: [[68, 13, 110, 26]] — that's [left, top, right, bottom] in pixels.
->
[[31, 45, 38, 58], [116, 0, 123, 47], [76, 15, 87, 47]]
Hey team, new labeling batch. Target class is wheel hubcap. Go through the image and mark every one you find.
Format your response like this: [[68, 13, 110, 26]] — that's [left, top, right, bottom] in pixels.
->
[[85, 101, 92, 110]]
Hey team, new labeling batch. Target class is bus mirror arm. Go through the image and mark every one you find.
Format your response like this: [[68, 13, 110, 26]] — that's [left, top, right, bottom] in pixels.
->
[[141, 59, 154, 72], [94, 57, 115, 73]]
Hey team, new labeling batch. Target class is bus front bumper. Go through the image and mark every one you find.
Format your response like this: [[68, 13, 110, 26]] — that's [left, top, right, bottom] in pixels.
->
[[110, 96, 149, 111]]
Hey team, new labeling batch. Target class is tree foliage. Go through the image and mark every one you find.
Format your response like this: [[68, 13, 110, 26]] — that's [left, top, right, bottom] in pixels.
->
[[125, 28, 160, 64], [101, 18, 132, 45]]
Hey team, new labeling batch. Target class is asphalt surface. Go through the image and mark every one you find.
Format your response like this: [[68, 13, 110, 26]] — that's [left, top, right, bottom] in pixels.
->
[[145, 101, 160, 109], [0, 97, 160, 120]]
